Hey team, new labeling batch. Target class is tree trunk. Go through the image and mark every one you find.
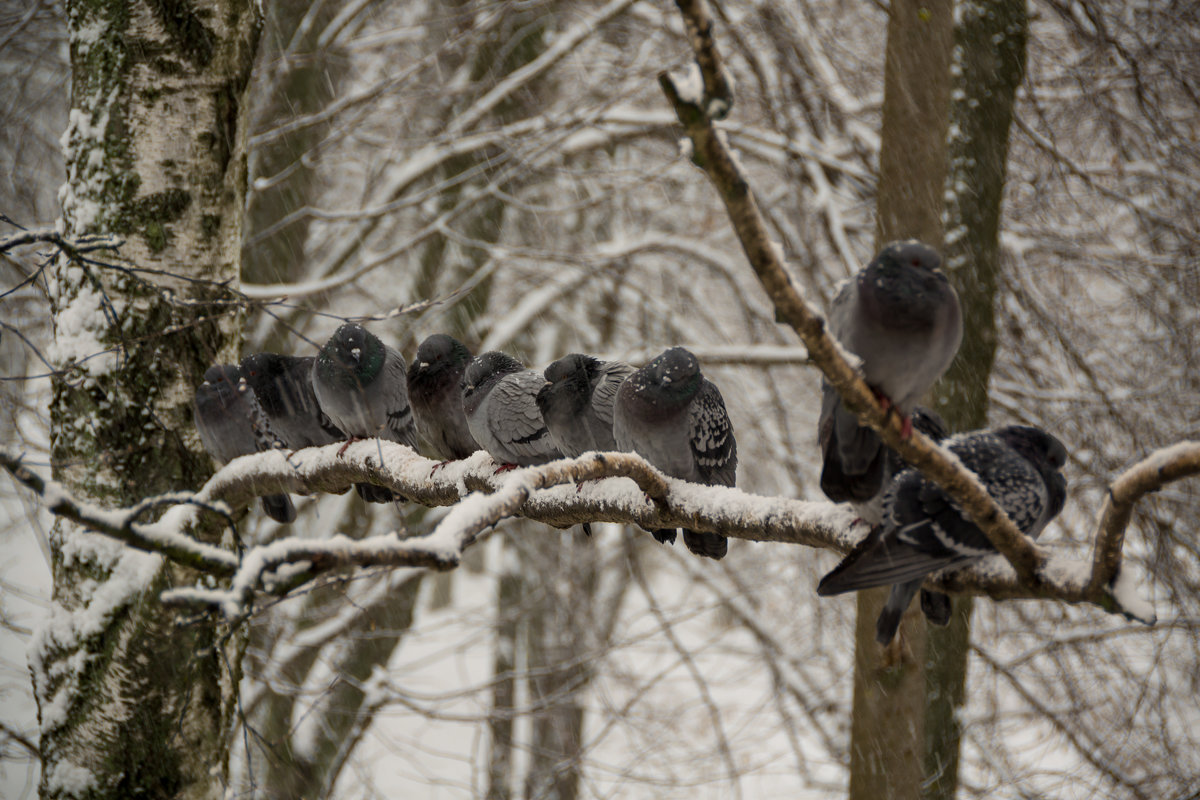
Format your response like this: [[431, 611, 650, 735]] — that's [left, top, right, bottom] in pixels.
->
[[37, 0, 260, 797], [924, 3, 1028, 799], [487, 538, 522, 800], [523, 534, 593, 800], [254, 573, 424, 799], [849, 1, 952, 799], [242, 0, 351, 290]]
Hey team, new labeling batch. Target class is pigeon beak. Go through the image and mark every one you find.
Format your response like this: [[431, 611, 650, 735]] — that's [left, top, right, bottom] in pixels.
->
[[419, 361, 430, 369]]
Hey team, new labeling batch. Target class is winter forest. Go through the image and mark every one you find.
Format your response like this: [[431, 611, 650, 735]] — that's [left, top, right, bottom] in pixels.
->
[[1, 0, 1199, 798]]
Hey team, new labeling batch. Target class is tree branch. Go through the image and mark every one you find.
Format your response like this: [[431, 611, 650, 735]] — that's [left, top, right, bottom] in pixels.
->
[[1086, 442, 1200, 598], [0, 451, 238, 576], [0, 442, 1165, 623], [659, 0, 1080, 602], [0, 226, 124, 256]]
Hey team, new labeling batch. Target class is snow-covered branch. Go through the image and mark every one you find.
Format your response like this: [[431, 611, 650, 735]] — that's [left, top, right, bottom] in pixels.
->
[[0, 441, 1168, 623], [1086, 442, 1200, 599], [0, 451, 238, 576]]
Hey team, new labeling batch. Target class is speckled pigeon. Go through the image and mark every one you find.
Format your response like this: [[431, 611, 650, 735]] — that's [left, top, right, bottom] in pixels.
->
[[823, 407, 956, 625], [312, 323, 417, 503], [819, 240, 962, 504], [536, 354, 635, 457], [407, 334, 479, 461], [817, 425, 1068, 645], [193, 364, 296, 523], [461, 351, 562, 468], [613, 347, 737, 560]]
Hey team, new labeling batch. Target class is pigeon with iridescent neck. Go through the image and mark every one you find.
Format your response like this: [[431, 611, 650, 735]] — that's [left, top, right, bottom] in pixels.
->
[[536, 353, 634, 457], [312, 323, 417, 503], [462, 351, 562, 468], [240, 352, 344, 450], [407, 334, 479, 462]]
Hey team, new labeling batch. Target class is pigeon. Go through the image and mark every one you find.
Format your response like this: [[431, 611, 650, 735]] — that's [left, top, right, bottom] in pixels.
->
[[613, 347, 737, 560], [312, 323, 417, 503], [825, 406, 950, 527], [536, 354, 635, 457], [817, 425, 1068, 645], [240, 353, 344, 449], [406, 334, 479, 461], [823, 406, 956, 626], [193, 364, 296, 523], [819, 240, 962, 504], [462, 351, 562, 468]]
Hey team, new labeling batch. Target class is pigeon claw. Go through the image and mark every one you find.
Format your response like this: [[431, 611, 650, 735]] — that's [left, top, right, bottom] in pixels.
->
[[337, 436, 363, 457], [899, 414, 913, 439], [494, 463, 518, 474]]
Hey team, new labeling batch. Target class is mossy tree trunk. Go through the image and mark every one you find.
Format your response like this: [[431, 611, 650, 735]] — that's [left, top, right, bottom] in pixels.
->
[[924, 3, 1028, 799], [38, 0, 260, 797], [849, 1, 952, 799]]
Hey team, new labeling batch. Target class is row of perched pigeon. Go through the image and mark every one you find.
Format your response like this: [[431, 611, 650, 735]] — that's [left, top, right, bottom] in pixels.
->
[[193, 241, 1068, 644], [193, 325, 737, 557]]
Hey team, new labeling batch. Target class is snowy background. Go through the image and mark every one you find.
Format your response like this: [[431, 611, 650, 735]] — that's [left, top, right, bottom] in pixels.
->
[[3, 0, 1199, 798]]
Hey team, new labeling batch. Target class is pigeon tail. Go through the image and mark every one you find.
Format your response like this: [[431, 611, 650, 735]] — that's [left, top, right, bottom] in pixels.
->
[[651, 528, 677, 546], [834, 405, 884, 475], [820, 441, 886, 503], [682, 529, 728, 560], [876, 579, 922, 645], [260, 494, 297, 524], [817, 535, 963, 595]]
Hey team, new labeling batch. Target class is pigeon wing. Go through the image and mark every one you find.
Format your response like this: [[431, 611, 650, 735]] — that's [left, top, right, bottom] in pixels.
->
[[489, 371, 562, 464], [689, 380, 737, 487]]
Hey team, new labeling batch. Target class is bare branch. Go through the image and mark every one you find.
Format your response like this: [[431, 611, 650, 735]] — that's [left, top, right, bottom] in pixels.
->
[[0, 720, 39, 760], [0, 226, 124, 255]]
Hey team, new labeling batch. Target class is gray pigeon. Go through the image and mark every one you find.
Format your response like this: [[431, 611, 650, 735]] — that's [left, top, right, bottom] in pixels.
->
[[312, 323, 417, 503], [536, 354, 635, 457], [240, 352, 344, 449], [613, 347, 737, 560], [407, 334, 479, 461], [193, 364, 296, 523], [817, 425, 1068, 645], [461, 351, 562, 468], [819, 240, 962, 504]]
